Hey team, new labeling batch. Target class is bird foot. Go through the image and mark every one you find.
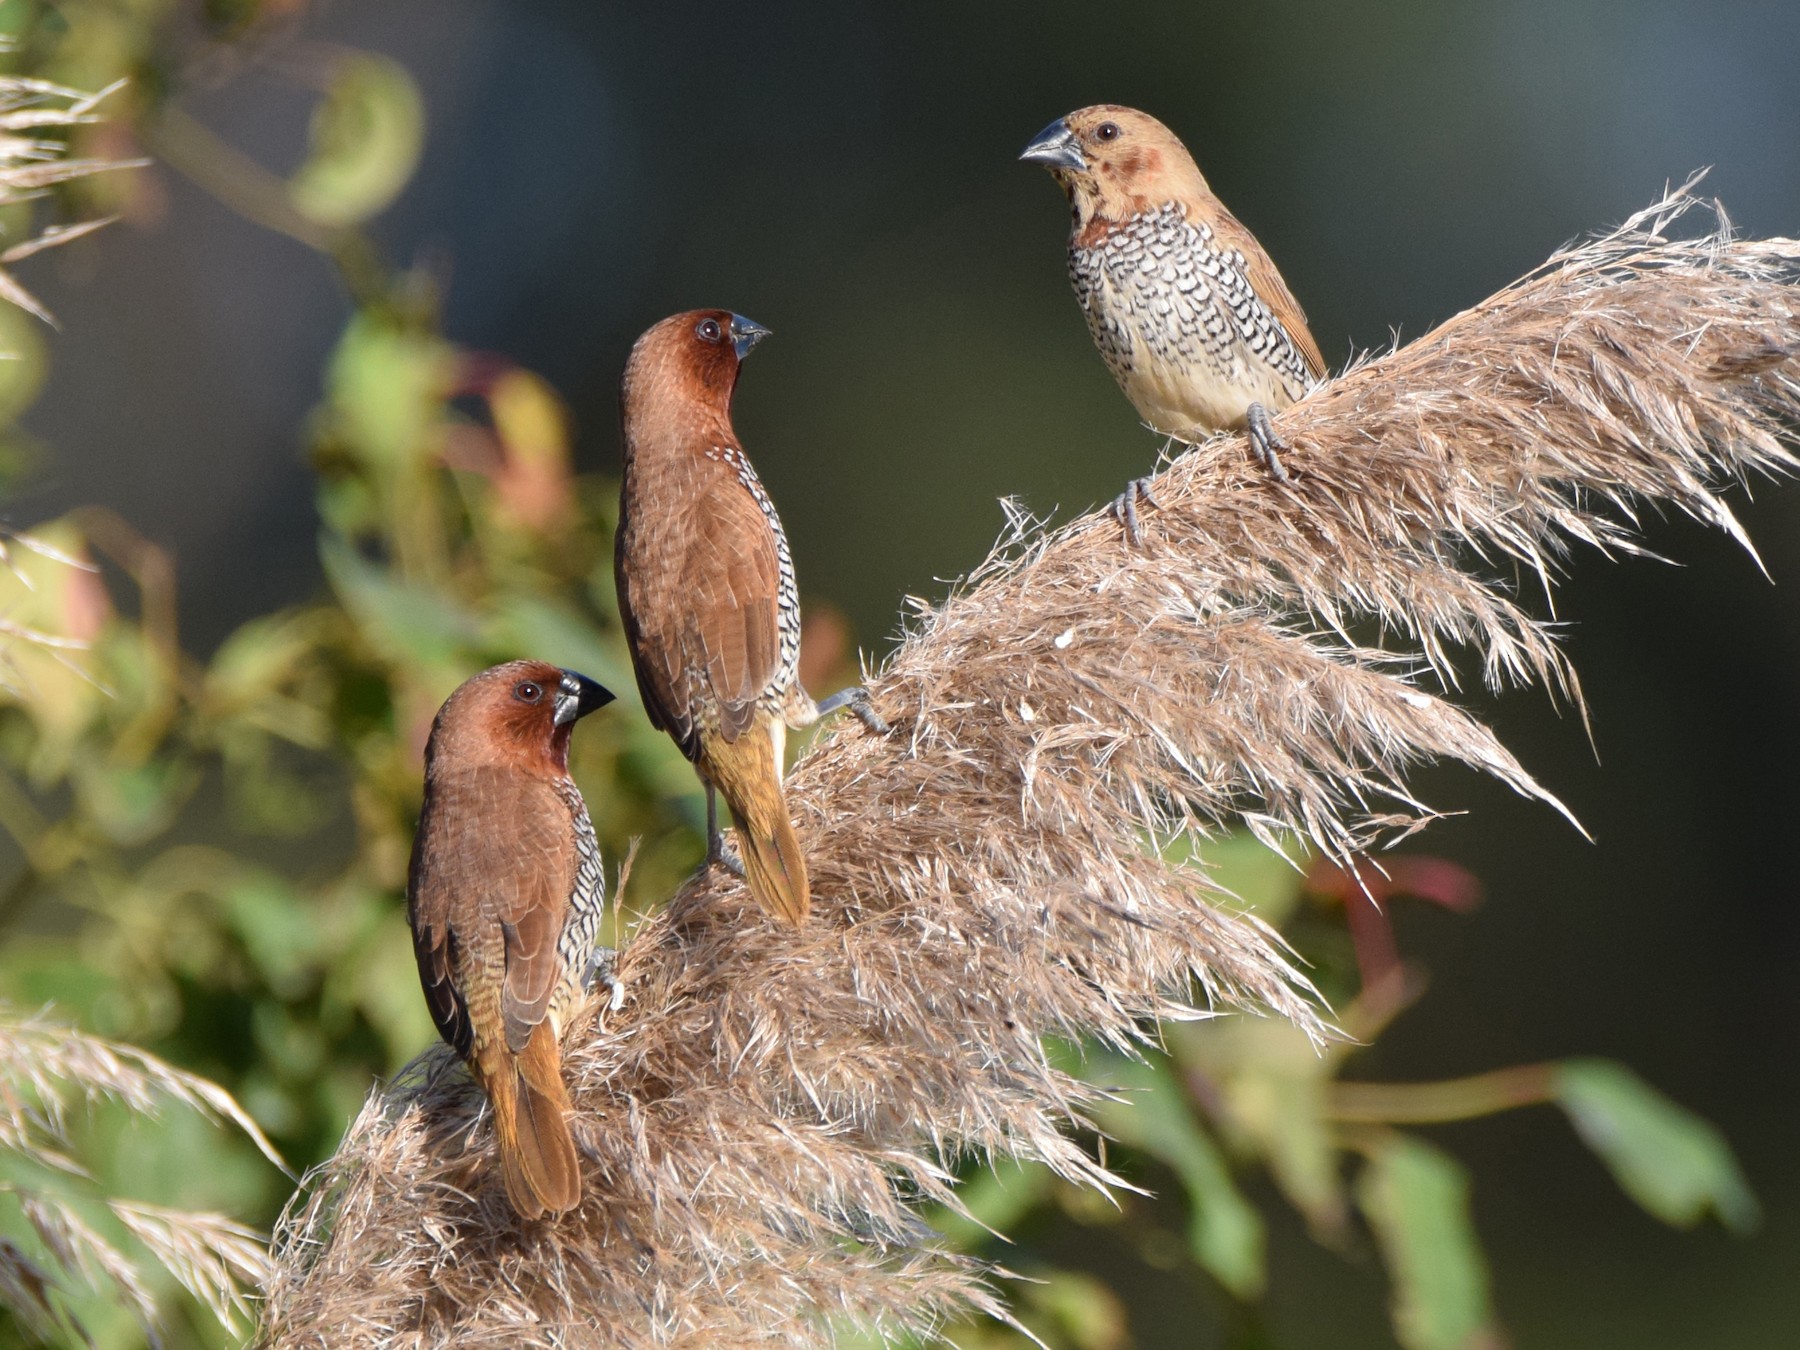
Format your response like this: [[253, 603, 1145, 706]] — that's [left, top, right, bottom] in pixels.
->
[[706, 839, 747, 881], [1246, 402, 1292, 482], [1110, 476, 1161, 546], [703, 786, 746, 880], [586, 947, 627, 1014], [815, 684, 890, 736]]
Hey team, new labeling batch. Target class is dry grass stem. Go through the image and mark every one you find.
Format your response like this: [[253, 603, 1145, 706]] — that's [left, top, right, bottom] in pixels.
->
[[0, 1012, 282, 1343], [262, 189, 1799, 1347], [0, 72, 143, 324]]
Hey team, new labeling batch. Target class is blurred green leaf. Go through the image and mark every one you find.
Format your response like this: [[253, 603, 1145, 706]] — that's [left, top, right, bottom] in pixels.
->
[[1221, 1053, 1343, 1237], [0, 518, 107, 770], [323, 315, 452, 473], [1554, 1058, 1759, 1233], [75, 755, 200, 846], [221, 872, 324, 999], [1092, 1054, 1264, 1298], [1018, 1270, 1129, 1350], [1356, 1133, 1497, 1350], [1198, 830, 1309, 926], [0, 301, 48, 423], [930, 1157, 1053, 1249], [288, 54, 425, 228], [320, 537, 477, 674]]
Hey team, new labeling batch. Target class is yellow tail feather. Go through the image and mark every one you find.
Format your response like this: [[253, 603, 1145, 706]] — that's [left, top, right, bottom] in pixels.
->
[[485, 1022, 580, 1219], [703, 719, 810, 925], [736, 808, 809, 926]]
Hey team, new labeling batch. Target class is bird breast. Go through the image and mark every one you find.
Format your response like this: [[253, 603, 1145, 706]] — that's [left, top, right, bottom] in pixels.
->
[[1069, 202, 1313, 439], [549, 777, 606, 1030]]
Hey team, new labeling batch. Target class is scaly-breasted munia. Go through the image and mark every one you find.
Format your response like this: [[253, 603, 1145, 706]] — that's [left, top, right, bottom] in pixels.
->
[[1021, 104, 1326, 539], [407, 660, 615, 1219], [615, 310, 884, 927]]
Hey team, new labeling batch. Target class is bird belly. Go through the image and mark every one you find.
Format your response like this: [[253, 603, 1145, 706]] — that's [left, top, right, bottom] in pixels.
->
[[1074, 204, 1308, 443], [1121, 348, 1257, 439]]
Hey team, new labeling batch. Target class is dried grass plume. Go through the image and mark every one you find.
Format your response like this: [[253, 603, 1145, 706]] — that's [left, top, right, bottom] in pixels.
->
[[262, 187, 1798, 1347], [0, 1012, 282, 1344]]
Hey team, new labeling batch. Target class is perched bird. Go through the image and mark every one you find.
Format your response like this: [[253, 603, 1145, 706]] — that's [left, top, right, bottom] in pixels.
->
[[615, 309, 884, 927], [407, 660, 615, 1220], [1021, 104, 1326, 539]]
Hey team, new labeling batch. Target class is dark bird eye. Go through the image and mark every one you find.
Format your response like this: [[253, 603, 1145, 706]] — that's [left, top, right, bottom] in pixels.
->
[[696, 318, 723, 343], [514, 681, 543, 703], [1095, 122, 1121, 142]]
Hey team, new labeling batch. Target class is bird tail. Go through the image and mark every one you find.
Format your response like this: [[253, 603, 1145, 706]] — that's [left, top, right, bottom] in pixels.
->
[[485, 1022, 581, 1219], [704, 719, 809, 925]]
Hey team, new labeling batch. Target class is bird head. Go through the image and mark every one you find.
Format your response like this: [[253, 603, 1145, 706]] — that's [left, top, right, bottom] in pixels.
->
[[620, 309, 771, 432], [424, 660, 615, 778], [1020, 105, 1210, 226]]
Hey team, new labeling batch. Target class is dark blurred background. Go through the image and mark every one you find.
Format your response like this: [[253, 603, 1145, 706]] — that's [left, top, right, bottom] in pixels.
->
[[17, 1, 1800, 1344]]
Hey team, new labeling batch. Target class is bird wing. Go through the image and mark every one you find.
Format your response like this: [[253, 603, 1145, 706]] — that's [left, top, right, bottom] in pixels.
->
[[409, 767, 575, 1058], [1210, 205, 1328, 381], [625, 460, 784, 752]]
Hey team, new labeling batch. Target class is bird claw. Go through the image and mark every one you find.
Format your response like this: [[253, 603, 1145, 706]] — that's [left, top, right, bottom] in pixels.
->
[[702, 786, 746, 880], [1111, 477, 1160, 546], [586, 947, 627, 1014], [1246, 402, 1292, 482], [816, 684, 890, 736], [707, 841, 747, 880]]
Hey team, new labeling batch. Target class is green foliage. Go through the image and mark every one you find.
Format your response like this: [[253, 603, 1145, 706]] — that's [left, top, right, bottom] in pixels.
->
[[287, 54, 424, 229], [1092, 1052, 1265, 1298], [1554, 1058, 1760, 1233], [1356, 1134, 1497, 1350]]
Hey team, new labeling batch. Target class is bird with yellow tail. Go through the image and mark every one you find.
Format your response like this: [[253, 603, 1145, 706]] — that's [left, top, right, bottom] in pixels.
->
[[615, 310, 885, 925], [407, 660, 615, 1219]]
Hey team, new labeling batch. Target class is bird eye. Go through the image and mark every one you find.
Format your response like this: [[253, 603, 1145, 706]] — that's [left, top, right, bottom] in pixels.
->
[[696, 318, 723, 343], [514, 681, 543, 703], [1095, 122, 1121, 142]]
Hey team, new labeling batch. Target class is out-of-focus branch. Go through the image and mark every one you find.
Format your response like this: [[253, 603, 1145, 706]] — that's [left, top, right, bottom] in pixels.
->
[[1329, 1066, 1559, 1125], [261, 188, 1799, 1348]]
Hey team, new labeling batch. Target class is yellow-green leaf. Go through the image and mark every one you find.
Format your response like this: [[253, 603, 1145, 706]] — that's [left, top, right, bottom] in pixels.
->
[[289, 54, 425, 227], [1092, 1054, 1264, 1298], [1554, 1058, 1759, 1233], [1356, 1134, 1498, 1350]]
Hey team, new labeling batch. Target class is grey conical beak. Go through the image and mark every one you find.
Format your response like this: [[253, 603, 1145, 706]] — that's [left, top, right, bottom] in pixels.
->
[[554, 669, 616, 727], [1019, 118, 1085, 172], [729, 314, 772, 361]]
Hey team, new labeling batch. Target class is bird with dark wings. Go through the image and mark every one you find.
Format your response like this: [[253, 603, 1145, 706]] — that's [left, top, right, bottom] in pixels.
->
[[615, 310, 885, 927], [407, 660, 614, 1219]]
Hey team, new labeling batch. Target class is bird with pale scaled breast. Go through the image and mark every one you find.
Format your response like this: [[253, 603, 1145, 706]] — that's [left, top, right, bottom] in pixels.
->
[[407, 660, 615, 1220], [615, 309, 887, 927], [1021, 104, 1326, 541]]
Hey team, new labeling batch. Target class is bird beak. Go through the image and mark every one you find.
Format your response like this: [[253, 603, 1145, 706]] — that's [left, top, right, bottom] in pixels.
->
[[728, 314, 771, 361], [1019, 119, 1085, 172], [554, 669, 615, 727]]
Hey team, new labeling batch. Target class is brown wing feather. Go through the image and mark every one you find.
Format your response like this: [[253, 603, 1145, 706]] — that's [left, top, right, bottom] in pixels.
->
[[408, 766, 575, 1058], [1210, 204, 1327, 380], [684, 471, 782, 740], [620, 454, 783, 756]]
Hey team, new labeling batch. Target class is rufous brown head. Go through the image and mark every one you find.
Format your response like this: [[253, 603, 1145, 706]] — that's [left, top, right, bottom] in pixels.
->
[[423, 660, 615, 778], [620, 309, 772, 427], [1020, 105, 1210, 226]]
